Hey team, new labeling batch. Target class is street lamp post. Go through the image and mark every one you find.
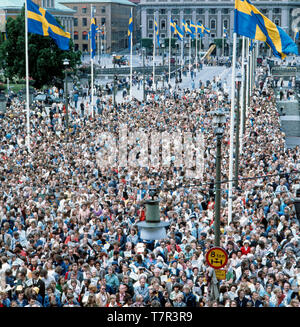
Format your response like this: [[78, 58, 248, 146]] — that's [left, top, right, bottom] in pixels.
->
[[235, 72, 242, 189], [212, 108, 227, 247], [63, 58, 70, 139]]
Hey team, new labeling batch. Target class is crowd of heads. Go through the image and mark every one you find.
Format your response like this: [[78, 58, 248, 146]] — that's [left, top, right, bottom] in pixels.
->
[[0, 61, 299, 307]]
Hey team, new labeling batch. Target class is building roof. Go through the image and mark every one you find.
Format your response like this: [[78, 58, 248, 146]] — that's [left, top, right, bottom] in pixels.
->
[[0, 0, 75, 13], [59, 0, 136, 6]]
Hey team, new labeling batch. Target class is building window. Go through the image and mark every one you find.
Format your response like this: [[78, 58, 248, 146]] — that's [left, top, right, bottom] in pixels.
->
[[261, 9, 267, 15], [74, 32, 78, 40], [82, 7, 87, 14], [148, 33, 153, 38], [147, 9, 154, 14], [210, 19, 216, 30], [82, 31, 88, 40], [101, 18, 106, 25], [82, 18, 87, 26], [184, 9, 191, 15], [209, 9, 216, 15], [160, 9, 166, 15], [172, 9, 179, 15], [198, 20, 202, 26], [211, 33, 215, 38], [161, 33, 165, 38], [223, 20, 228, 29], [101, 7, 106, 13], [197, 9, 203, 14], [75, 44, 79, 51], [222, 9, 229, 14], [82, 44, 88, 52], [161, 20, 166, 30], [74, 18, 78, 27], [148, 20, 153, 30], [274, 8, 281, 14], [274, 19, 280, 26]]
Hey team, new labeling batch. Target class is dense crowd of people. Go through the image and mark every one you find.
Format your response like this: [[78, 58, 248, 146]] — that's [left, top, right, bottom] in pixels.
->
[[0, 59, 299, 308]]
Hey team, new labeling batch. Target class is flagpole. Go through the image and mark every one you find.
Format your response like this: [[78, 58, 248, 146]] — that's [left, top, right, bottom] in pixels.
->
[[222, 24, 224, 57], [195, 31, 198, 70], [98, 29, 100, 65], [245, 38, 250, 120], [181, 39, 183, 78], [90, 7, 94, 117], [168, 22, 171, 84], [25, 0, 30, 153], [130, 8, 133, 100], [153, 19, 156, 91], [239, 36, 245, 155], [189, 36, 191, 74], [228, 32, 237, 226], [100, 32, 102, 66]]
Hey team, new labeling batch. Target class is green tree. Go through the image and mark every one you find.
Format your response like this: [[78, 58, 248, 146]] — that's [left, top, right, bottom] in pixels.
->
[[0, 7, 81, 89]]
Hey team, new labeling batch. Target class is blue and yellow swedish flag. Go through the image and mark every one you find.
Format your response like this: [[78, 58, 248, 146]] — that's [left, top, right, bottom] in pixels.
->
[[197, 22, 210, 36], [128, 11, 133, 50], [234, 0, 298, 59], [27, 0, 70, 50], [295, 30, 299, 41], [182, 20, 195, 39], [170, 18, 184, 41], [154, 19, 160, 47], [90, 17, 97, 59], [190, 20, 197, 35]]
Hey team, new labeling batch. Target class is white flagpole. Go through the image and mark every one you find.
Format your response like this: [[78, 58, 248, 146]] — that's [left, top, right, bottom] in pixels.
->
[[228, 32, 237, 226], [129, 8, 133, 100], [168, 22, 171, 84], [195, 31, 198, 70], [90, 7, 94, 118], [98, 29, 100, 65], [153, 18, 156, 91], [189, 36, 191, 74], [222, 25, 224, 57], [181, 39, 183, 78], [245, 38, 250, 120], [25, 0, 30, 153], [239, 36, 245, 154]]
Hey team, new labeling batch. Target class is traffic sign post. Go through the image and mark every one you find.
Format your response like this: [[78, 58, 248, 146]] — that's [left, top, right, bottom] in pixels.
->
[[205, 247, 228, 269]]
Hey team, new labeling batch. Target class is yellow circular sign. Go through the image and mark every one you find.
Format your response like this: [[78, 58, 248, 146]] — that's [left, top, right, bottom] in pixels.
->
[[206, 247, 228, 269]]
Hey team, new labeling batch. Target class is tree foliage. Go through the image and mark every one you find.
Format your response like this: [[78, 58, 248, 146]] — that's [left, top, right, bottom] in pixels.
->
[[0, 7, 81, 89]]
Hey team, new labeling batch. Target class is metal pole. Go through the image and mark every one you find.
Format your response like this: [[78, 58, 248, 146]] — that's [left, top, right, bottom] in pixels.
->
[[65, 68, 69, 139], [234, 82, 240, 189], [113, 61, 116, 106], [130, 7, 133, 100], [25, 0, 30, 153], [143, 49, 146, 101], [189, 36, 191, 74], [239, 36, 245, 154], [228, 32, 237, 226], [153, 21, 156, 91], [195, 32, 198, 70], [245, 38, 250, 119], [168, 24, 171, 84], [214, 134, 222, 247]]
